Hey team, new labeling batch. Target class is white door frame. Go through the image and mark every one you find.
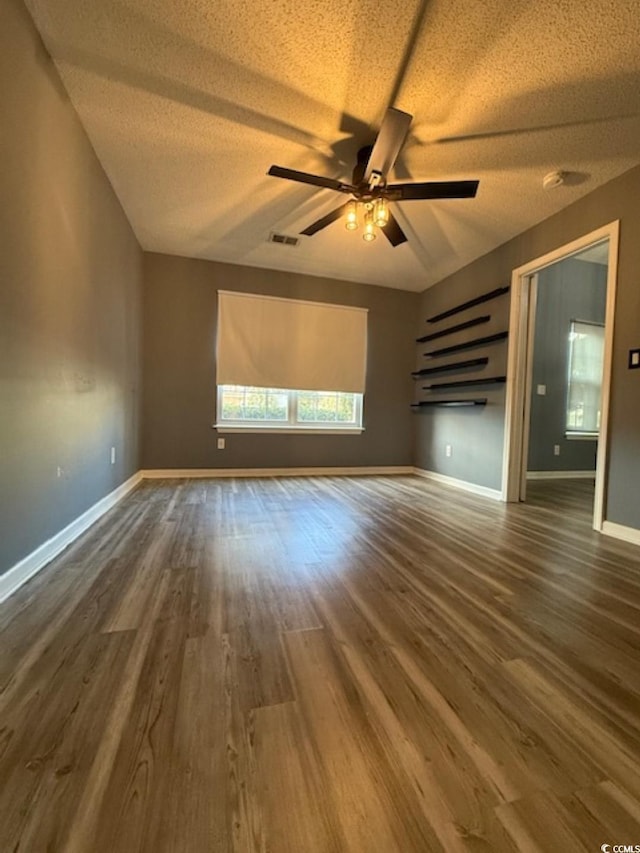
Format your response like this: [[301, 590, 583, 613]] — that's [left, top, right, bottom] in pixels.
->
[[519, 273, 539, 502], [501, 220, 620, 531]]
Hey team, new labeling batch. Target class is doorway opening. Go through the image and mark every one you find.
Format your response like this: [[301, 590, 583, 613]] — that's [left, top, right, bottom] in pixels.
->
[[502, 222, 619, 530]]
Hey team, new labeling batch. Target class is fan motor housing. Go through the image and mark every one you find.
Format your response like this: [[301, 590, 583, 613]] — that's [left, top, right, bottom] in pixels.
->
[[352, 146, 373, 187]]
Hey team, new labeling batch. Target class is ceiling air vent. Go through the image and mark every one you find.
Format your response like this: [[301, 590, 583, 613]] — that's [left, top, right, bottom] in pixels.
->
[[269, 232, 299, 247]]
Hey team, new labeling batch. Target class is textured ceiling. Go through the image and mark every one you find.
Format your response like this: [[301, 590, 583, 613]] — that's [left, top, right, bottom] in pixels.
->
[[24, 0, 640, 291]]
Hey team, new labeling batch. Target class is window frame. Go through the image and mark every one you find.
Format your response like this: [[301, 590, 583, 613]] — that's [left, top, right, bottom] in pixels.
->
[[215, 385, 364, 434]]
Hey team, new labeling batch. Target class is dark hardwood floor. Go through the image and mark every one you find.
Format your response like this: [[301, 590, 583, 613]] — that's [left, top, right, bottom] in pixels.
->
[[1, 475, 640, 852]]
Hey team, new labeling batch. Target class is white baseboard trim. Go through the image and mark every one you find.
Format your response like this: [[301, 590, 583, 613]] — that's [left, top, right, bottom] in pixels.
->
[[527, 470, 596, 480], [0, 472, 143, 605], [601, 521, 640, 547], [141, 466, 414, 479], [413, 468, 502, 501]]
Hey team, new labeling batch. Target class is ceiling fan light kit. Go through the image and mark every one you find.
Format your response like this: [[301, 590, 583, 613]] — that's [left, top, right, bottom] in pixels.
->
[[267, 108, 480, 248], [345, 200, 358, 231], [362, 208, 377, 242], [343, 198, 390, 240], [373, 197, 390, 228]]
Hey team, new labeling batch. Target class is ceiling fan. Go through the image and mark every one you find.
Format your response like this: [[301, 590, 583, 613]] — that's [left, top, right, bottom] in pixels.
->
[[267, 108, 479, 246]]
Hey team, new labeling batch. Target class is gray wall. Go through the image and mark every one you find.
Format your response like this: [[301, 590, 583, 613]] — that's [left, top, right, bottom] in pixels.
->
[[416, 164, 640, 530], [528, 258, 606, 473], [0, 0, 143, 576], [142, 254, 418, 470], [412, 288, 510, 491]]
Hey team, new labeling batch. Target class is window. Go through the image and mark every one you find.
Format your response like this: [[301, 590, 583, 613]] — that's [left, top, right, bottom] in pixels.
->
[[217, 385, 363, 431], [566, 320, 604, 436], [215, 291, 368, 434]]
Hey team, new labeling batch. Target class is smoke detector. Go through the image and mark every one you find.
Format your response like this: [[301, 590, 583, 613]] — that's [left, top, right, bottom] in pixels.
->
[[542, 171, 566, 190]]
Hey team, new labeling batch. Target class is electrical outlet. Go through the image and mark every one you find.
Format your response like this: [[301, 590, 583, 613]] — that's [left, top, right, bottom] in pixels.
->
[[217, 437, 226, 450], [445, 444, 452, 457], [554, 444, 561, 456], [537, 384, 546, 396], [110, 446, 116, 465]]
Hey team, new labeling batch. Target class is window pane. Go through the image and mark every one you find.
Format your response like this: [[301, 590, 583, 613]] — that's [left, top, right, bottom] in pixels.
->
[[221, 391, 244, 420], [242, 389, 266, 419], [265, 391, 287, 420], [297, 390, 359, 424], [220, 385, 288, 421], [316, 394, 338, 422], [297, 391, 320, 422], [336, 393, 356, 422], [298, 391, 342, 424], [566, 321, 604, 433]]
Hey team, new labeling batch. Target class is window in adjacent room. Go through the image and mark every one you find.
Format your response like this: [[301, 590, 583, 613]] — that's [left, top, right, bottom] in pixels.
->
[[215, 291, 367, 433], [566, 319, 605, 437]]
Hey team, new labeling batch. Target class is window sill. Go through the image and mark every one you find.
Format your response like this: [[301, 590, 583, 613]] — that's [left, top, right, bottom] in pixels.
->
[[214, 424, 364, 435], [565, 432, 599, 441]]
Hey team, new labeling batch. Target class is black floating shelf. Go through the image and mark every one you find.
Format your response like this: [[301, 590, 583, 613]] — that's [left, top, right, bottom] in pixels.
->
[[427, 286, 510, 324], [424, 375, 506, 391], [425, 331, 508, 358], [411, 398, 488, 408], [416, 314, 490, 343], [412, 357, 489, 378]]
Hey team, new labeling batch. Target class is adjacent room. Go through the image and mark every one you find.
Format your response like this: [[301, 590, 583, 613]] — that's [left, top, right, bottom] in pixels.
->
[[1, 0, 640, 849]]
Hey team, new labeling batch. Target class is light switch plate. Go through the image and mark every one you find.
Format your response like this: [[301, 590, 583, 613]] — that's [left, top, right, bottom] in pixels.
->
[[537, 384, 546, 396], [629, 348, 640, 369]]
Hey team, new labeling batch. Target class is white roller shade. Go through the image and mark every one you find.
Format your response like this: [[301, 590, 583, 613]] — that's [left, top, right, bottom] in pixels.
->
[[217, 291, 368, 393]]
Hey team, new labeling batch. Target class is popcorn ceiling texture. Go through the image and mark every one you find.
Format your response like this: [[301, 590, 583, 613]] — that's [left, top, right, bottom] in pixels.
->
[[24, 0, 640, 291]]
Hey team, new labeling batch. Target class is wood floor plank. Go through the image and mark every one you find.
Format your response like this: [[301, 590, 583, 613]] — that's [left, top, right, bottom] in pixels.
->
[[575, 779, 640, 837], [283, 627, 444, 852], [310, 580, 518, 851], [62, 569, 171, 853], [495, 776, 640, 853], [221, 538, 295, 711], [154, 634, 230, 852], [90, 568, 194, 853], [249, 700, 347, 852], [504, 658, 640, 799], [1, 552, 139, 725], [336, 575, 523, 804], [1, 474, 639, 851], [221, 632, 266, 853], [495, 791, 588, 853], [1, 630, 135, 851], [103, 520, 177, 632]]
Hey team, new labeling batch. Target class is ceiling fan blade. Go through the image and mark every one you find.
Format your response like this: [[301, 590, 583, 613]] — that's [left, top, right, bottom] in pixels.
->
[[268, 165, 355, 194], [381, 211, 408, 247], [386, 180, 479, 200], [363, 108, 412, 182], [300, 203, 350, 236]]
